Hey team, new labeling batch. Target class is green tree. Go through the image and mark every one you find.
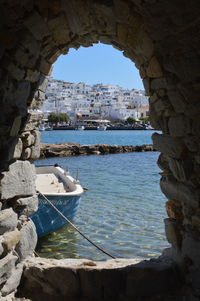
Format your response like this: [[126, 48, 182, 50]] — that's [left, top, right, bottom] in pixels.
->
[[127, 117, 136, 124], [139, 117, 150, 122], [48, 113, 70, 123]]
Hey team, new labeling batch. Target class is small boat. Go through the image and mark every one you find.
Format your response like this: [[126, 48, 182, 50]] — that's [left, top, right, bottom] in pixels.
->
[[97, 124, 107, 131], [145, 124, 154, 130], [38, 124, 45, 131], [76, 125, 85, 130], [31, 165, 84, 237], [45, 126, 53, 131]]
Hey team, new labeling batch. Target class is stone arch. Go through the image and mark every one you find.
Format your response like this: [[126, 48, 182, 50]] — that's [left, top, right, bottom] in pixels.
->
[[1, 0, 200, 300]]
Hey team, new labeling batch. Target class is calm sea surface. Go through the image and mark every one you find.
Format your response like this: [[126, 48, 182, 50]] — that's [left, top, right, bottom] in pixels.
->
[[41, 129, 157, 145], [36, 130, 169, 260]]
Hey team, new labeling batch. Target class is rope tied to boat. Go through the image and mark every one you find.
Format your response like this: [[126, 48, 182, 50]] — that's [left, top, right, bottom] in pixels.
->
[[37, 191, 116, 259]]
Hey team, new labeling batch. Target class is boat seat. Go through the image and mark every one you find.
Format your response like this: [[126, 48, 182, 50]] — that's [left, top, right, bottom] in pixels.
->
[[36, 173, 66, 194]]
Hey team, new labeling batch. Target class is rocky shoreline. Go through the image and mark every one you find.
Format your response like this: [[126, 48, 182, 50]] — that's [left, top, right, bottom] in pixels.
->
[[40, 143, 155, 158]]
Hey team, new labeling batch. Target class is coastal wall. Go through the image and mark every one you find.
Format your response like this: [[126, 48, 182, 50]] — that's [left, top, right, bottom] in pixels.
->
[[0, 0, 200, 300], [40, 143, 155, 158]]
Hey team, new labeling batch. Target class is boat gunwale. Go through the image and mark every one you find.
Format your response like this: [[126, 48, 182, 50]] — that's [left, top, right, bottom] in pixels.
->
[[37, 186, 84, 197], [36, 165, 84, 197]]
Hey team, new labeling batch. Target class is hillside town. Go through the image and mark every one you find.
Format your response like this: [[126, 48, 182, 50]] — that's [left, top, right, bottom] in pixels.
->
[[41, 77, 149, 126]]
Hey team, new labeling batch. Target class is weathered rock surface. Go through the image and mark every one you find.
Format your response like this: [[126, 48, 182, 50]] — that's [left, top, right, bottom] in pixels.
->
[[15, 220, 37, 261], [152, 133, 186, 159], [160, 176, 199, 208], [0, 209, 18, 235], [0, 293, 31, 301], [1, 263, 24, 296], [1, 161, 36, 199], [13, 139, 23, 159], [18, 257, 182, 301], [3, 230, 21, 253], [40, 143, 155, 158], [0, 253, 18, 287], [12, 195, 38, 216], [164, 218, 182, 250]]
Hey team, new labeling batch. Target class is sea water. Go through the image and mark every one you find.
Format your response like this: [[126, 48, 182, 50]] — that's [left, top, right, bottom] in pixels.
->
[[40, 129, 157, 145], [36, 130, 169, 260]]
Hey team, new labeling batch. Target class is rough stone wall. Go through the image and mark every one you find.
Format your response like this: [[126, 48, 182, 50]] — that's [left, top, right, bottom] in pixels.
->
[[138, 2, 200, 299], [18, 257, 182, 301], [0, 2, 157, 297], [0, 113, 41, 299], [0, 0, 200, 299]]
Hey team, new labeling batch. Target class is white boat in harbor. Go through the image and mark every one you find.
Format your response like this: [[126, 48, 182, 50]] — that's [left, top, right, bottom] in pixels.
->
[[145, 124, 154, 130], [31, 165, 84, 237], [76, 125, 85, 130], [39, 124, 53, 131], [38, 124, 46, 131], [97, 124, 107, 131], [45, 126, 53, 131]]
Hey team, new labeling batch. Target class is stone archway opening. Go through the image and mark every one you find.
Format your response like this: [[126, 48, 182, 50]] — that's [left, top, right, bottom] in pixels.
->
[[36, 42, 167, 262], [1, 1, 200, 300]]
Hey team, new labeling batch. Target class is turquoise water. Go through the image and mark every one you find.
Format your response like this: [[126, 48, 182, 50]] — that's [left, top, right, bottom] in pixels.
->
[[36, 130, 168, 260], [41, 129, 157, 145]]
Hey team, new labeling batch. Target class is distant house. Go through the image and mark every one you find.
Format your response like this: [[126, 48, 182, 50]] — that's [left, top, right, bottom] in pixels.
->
[[137, 105, 149, 119]]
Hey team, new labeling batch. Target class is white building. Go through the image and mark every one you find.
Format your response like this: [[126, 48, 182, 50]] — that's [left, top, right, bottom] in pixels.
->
[[43, 77, 148, 121]]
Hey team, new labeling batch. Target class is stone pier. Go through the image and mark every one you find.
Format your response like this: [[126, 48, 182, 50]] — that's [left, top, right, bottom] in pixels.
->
[[40, 143, 155, 158]]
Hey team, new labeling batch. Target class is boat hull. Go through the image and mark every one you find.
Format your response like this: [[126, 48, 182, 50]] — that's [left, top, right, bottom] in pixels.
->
[[31, 194, 81, 237]]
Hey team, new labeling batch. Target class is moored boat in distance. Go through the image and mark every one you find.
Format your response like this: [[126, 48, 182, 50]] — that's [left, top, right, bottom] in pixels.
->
[[45, 127, 53, 131], [38, 124, 46, 131], [39, 124, 53, 131], [145, 124, 154, 130], [45, 125, 53, 131], [97, 124, 107, 131], [31, 165, 84, 237], [76, 125, 85, 130]]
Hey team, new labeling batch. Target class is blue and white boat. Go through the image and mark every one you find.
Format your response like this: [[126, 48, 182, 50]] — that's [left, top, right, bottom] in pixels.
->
[[31, 165, 84, 237]]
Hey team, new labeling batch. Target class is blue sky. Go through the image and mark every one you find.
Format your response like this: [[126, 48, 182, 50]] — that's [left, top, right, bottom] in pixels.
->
[[52, 43, 143, 90]]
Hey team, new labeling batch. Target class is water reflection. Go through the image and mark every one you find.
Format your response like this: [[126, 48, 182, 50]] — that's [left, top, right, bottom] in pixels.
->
[[37, 225, 79, 259]]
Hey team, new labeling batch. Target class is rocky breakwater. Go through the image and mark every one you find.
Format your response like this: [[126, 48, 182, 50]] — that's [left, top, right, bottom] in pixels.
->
[[40, 143, 155, 158]]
